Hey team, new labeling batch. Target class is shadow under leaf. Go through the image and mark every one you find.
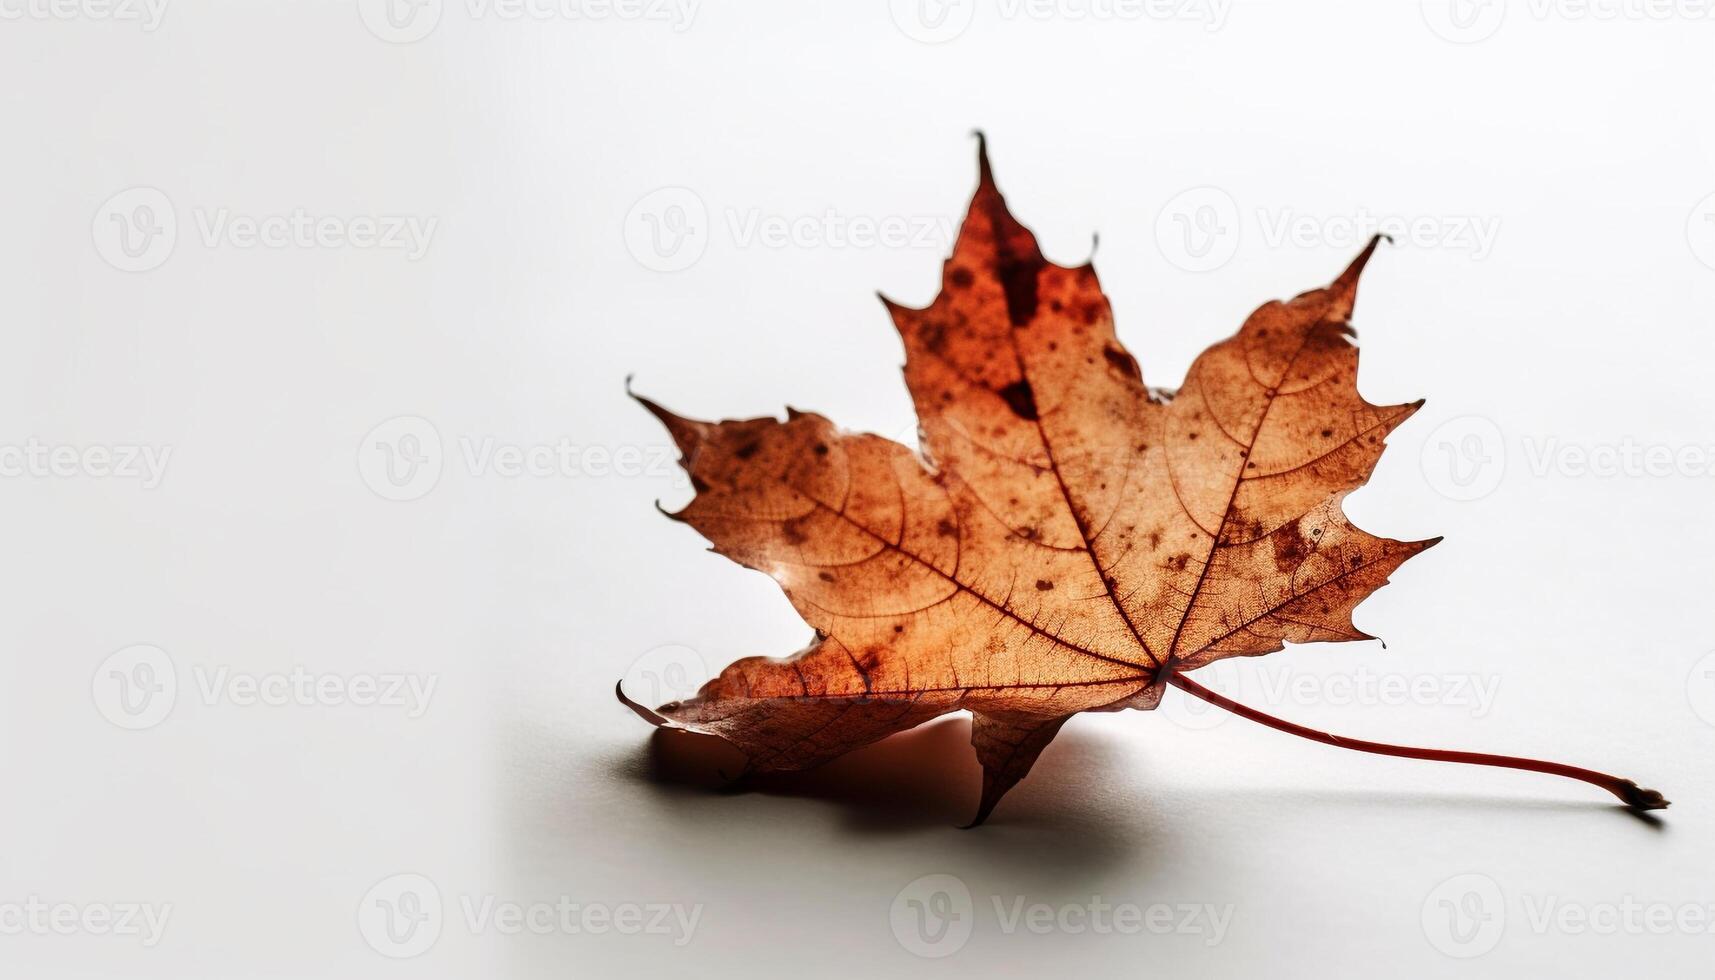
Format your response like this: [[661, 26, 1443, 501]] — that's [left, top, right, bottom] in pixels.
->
[[619, 714, 1165, 876]]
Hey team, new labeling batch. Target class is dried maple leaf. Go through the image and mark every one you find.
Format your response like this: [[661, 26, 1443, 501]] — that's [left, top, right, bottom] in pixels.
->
[[621, 137, 1667, 825]]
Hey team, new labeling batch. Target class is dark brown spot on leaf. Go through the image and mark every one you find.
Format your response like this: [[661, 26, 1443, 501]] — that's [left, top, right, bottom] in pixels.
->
[[1272, 523, 1315, 573], [994, 251, 1042, 326], [1102, 345, 1141, 382], [997, 379, 1039, 420]]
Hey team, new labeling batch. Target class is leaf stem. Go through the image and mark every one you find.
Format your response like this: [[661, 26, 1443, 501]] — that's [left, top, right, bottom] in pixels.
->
[[1166, 671, 1668, 810]]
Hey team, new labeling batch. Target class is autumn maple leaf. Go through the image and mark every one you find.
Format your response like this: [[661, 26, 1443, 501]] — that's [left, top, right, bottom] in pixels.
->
[[621, 136, 1667, 825]]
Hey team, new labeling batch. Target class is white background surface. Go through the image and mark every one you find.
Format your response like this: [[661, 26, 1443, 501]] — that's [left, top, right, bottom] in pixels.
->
[[4, 1, 1714, 976]]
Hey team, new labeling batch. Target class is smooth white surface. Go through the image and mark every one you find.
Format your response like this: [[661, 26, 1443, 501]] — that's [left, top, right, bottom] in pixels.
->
[[4, 2, 1714, 976]]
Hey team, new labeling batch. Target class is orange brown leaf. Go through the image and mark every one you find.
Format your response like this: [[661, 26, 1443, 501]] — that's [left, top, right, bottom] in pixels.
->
[[625, 138, 1444, 824]]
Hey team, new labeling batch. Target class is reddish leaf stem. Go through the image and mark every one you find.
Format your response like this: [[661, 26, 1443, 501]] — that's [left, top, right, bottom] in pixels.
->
[[1167, 671, 1668, 810]]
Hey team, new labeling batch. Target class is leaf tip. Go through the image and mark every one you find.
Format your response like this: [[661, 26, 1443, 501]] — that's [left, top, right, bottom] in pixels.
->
[[877, 291, 915, 318], [1332, 232, 1392, 303], [631, 388, 706, 458], [971, 128, 992, 185], [616, 679, 670, 727], [1620, 781, 1670, 811], [963, 769, 1018, 828], [959, 804, 996, 830]]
